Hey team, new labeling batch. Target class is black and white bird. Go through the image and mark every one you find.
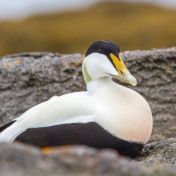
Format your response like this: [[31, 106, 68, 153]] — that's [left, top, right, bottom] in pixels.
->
[[0, 41, 153, 157]]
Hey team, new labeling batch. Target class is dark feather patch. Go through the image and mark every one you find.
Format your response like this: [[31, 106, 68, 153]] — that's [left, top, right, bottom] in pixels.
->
[[0, 121, 15, 132], [16, 122, 143, 158], [85, 40, 120, 57]]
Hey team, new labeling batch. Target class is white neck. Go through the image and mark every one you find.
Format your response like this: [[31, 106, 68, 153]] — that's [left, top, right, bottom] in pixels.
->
[[86, 77, 112, 94]]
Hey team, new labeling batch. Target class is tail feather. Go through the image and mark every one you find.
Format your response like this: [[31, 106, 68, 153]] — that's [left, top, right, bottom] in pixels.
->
[[0, 122, 25, 143], [0, 121, 15, 132]]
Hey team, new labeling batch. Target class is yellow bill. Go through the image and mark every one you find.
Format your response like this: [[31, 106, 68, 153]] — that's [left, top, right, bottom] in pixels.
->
[[110, 53, 137, 86]]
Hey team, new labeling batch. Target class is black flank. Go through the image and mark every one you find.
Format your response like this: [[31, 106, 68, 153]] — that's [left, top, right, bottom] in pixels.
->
[[16, 122, 143, 158]]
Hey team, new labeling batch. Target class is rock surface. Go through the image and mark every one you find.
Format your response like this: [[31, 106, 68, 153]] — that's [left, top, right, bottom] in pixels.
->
[[139, 138, 176, 167], [0, 48, 176, 175], [0, 142, 175, 176], [0, 48, 176, 141], [0, 53, 84, 125]]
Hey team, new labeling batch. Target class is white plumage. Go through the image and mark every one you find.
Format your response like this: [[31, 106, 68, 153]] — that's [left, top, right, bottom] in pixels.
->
[[0, 41, 153, 145]]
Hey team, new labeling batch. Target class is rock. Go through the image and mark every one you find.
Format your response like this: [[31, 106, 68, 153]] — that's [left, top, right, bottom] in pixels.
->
[[0, 48, 176, 141], [0, 142, 175, 176], [0, 49, 176, 175], [139, 138, 176, 167], [0, 52, 84, 125]]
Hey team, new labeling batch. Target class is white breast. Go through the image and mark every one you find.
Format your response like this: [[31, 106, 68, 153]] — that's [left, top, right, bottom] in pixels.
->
[[88, 79, 153, 144]]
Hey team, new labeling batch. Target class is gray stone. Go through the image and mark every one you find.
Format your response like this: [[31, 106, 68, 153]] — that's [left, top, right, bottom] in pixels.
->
[[0, 48, 176, 175], [0, 48, 176, 141], [139, 138, 176, 167], [0, 142, 175, 176]]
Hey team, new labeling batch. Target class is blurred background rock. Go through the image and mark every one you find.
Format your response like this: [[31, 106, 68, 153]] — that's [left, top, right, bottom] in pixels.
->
[[0, 0, 175, 56]]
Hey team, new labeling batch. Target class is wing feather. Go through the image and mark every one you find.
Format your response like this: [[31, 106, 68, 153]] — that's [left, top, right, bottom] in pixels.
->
[[0, 91, 100, 142]]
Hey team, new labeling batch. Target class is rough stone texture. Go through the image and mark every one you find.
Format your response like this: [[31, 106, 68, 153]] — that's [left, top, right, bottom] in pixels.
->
[[0, 48, 176, 141], [139, 138, 176, 167], [0, 48, 176, 175], [0, 52, 84, 125], [0, 142, 176, 176]]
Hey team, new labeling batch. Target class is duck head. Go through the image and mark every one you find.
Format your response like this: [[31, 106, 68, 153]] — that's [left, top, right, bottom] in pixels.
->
[[82, 40, 137, 86]]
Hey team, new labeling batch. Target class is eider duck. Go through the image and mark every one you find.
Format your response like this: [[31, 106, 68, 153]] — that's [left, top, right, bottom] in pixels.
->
[[0, 41, 153, 157]]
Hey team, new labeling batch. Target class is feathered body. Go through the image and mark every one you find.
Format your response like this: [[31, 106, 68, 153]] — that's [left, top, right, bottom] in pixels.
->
[[0, 41, 153, 157]]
